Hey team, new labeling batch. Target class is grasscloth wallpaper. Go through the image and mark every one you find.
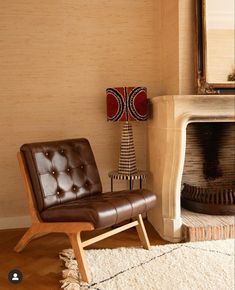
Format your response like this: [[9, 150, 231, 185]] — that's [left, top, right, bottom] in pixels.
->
[[0, 0, 193, 227]]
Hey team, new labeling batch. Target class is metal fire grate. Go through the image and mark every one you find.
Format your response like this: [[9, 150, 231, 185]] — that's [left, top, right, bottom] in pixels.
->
[[181, 183, 235, 215]]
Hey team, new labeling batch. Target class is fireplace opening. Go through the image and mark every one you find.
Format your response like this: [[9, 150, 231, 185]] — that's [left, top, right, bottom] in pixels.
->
[[181, 122, 235, 215]]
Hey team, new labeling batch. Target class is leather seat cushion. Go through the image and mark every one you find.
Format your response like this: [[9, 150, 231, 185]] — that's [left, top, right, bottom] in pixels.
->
[[40, 189, 156, 229]]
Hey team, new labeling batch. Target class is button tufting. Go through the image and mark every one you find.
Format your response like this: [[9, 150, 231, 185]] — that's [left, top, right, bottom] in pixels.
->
[[22, 139, 104, 213], [72, 186, 77, 192]]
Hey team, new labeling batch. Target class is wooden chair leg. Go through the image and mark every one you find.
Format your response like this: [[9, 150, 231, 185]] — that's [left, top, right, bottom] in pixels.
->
[[68, 233, 91, 283], [136, 214, 151, 250], [14, 225, 40, 252]]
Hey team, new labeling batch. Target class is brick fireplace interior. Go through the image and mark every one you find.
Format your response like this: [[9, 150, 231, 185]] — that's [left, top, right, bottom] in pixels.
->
[[182, 122, 235, 215]]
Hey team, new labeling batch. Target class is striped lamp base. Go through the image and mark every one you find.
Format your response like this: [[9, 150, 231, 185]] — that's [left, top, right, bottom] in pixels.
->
[[118, 122, 137, 175]]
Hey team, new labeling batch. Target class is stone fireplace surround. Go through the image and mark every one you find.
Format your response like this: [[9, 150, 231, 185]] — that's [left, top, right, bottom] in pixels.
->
[[148, 95, 235, 242]]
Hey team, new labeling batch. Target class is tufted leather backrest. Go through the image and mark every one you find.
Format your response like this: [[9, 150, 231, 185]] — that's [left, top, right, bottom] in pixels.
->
[[20, 138, 102, 212]]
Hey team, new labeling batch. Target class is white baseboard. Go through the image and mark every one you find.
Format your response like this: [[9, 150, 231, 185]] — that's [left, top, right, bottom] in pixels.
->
[[0, 215, 31, 230]]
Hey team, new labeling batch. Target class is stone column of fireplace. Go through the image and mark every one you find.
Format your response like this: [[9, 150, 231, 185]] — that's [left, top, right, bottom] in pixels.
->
[[147, 95, 235, 242]]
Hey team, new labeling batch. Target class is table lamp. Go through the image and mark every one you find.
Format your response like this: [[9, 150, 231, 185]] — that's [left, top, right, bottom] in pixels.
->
[[106, 87, 148, 175]]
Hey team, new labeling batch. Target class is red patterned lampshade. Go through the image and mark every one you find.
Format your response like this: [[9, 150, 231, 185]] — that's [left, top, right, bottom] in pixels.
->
[[106, 87, 148, 122]]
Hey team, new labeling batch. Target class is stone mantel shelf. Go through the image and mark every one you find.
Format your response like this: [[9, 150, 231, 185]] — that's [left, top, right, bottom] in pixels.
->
[[147, 95, 235, 242]]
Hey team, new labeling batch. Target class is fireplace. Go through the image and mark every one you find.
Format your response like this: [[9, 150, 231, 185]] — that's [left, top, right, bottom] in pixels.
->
[[147, 95, 235, 242]]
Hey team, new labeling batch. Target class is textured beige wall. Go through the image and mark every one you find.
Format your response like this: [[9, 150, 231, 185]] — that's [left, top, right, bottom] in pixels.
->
[[0, 0, 161, 222], [160, 0, 180, 95], [0, 0, 195, 226], [158, 0, 195, 96], [179, 0, 195, 94]]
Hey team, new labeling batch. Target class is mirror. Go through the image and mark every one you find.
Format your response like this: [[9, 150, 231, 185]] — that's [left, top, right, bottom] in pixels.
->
[[195, 0, 235, 94]]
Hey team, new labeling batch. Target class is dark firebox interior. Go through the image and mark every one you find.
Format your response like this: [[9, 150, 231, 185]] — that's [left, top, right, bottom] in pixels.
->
[[181, 122, 235, 215]]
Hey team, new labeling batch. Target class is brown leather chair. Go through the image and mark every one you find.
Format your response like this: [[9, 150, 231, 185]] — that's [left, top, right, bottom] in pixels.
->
[[15, 138, 156, 282]]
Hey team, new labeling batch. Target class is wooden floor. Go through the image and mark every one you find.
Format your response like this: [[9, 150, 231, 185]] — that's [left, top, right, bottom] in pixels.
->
[[0, 221, 166, 290]]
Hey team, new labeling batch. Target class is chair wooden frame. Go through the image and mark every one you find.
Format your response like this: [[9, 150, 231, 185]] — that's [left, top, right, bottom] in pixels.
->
[[15, 152, 151, 283]]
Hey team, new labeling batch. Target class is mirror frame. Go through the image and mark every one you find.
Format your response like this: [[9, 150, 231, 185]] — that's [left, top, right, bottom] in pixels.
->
[[195, 0, 235, 94]]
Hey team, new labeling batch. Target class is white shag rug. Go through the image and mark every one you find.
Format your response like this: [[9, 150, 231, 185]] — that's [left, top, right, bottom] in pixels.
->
[[59, 239, 235, 290]]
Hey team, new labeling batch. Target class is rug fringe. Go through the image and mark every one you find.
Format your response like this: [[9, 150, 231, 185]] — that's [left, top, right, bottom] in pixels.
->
[[60, 249, 89, 290]]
